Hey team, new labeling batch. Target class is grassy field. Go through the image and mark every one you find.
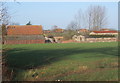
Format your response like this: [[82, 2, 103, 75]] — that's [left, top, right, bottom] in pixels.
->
[[3, 42, 118, 81]]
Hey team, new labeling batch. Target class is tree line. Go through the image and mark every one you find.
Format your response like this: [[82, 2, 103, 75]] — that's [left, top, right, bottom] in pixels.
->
[[67, 5, 107, 31], [0, 2, 108, 42]]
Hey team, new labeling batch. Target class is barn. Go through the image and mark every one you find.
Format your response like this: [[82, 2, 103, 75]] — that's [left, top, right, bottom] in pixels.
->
[[4, 25, 45, 44], [89, 31, 118, 36]]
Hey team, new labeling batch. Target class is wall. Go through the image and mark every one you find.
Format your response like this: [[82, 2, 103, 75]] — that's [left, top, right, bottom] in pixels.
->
[[4, 35, 45, 44], [86, 38, 117, 42], [4, 40, 45, 44], [62, 40, 74, 43], [62, 38, 118, 43]]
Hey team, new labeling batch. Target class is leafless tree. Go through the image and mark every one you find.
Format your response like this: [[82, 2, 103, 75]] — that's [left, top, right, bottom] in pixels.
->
[[0, 1, 20, 44], [66, 9, 86, 38], [10, 22, 20, 25], [74, 9, 86, 30], [0, 2, 10, 25], [68, 9, 87, 31], [0, 2, 11, 44], [64, 21, 77, 40], [67, 21, 77, 31], [86, 5, 107, 31], [51, 25, 58, 32]]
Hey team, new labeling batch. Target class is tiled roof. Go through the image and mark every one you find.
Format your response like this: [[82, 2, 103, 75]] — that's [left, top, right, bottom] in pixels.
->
[[44, 30, 51, 33], [79, 29, 89, 31], [100, 28, 109, 30], [7, 25, 43, 35], [79, 29, 88, 30], [93, 31, 118, 33], [54, 28, 64, 32]]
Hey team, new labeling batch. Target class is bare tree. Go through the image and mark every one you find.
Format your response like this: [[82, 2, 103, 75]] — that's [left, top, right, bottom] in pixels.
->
[[52, 25, 58, 29], [86, 5, 107, 31], [51, 25, 58, 32], [0, 2, 10, 25], [68, 9, 87, 31], [67, 21, 77, 31], [0, 2, 11, 44], [10, 22, 20, 25], [74, 9, 85, 30]]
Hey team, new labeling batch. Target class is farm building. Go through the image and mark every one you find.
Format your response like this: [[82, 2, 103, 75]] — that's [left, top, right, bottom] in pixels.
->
[[7, 25, 43, 35], [4, 25, 45, 44], [89, 31, 118, 35], [54, 36, 64, 43], [53, 28, 64, 33], [72, 30, 118, 42], [100, 28, 111, 31], [43, 30, 51, 34], [88, 30, 118, 41], [77, 29, 89, 33]]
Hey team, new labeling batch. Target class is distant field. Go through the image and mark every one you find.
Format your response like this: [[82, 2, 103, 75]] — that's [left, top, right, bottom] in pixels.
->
[[3, 42, 118, 81]]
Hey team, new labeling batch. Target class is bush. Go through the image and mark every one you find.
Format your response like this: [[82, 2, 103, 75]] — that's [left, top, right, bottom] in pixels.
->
[[63, 30, 76, 40]]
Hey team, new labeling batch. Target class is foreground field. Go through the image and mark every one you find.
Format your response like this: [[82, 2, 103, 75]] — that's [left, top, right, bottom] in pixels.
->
[[3, 42, 118, 81]]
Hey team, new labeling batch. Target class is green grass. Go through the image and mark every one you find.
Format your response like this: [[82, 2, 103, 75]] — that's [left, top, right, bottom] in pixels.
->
[[3, 42, 119, 81]]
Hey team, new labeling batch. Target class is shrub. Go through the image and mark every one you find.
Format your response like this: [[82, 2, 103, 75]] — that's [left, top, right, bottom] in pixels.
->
[[63, 30, 76, 40]]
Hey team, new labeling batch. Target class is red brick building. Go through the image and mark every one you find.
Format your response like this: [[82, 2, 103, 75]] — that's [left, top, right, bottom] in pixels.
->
[[77, 29, 89, 33], [5, 25, 45, 44], [53, 28, 64, 33], [43, 30, 51, 34]]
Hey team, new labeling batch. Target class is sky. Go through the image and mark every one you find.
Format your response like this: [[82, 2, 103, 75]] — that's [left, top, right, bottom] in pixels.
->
[[7, 2, 118, 30]]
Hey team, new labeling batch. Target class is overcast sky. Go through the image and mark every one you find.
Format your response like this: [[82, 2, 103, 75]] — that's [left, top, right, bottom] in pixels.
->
[[7, 2, 118, 30]]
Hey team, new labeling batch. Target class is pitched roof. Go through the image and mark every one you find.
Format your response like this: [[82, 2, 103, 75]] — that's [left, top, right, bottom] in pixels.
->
[[78, 29, 89, 31], [7, 25, 43, 35], [79, 29, 88, 30], [100, 28, 110, 30], [54, 28, 64, 32], [93, 31, 118, 33], [55, 28, 64, 30], [43, 30, 51, 33]]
